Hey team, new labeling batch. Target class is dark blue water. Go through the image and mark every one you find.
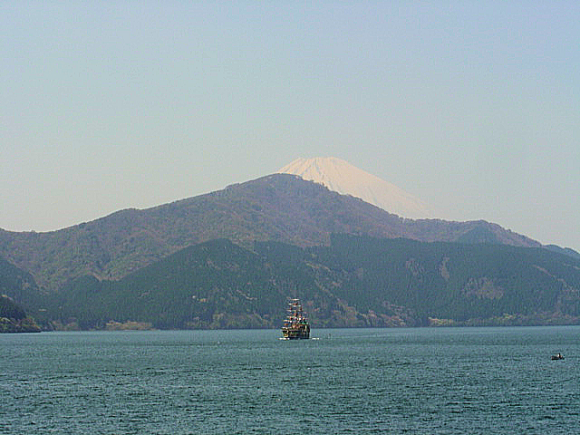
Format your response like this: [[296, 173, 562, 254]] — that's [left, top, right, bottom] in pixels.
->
[[2, 327, 579, 434]]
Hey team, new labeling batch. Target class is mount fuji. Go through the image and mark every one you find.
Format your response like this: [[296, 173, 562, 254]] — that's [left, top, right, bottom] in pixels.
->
[[278, 157, 432, 219]]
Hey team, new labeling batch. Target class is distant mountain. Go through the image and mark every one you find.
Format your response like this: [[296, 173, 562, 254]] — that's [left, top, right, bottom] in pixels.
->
[[278, 157, 432, 219], [0, 174, 540, 292], [544, 245, 580, 261], [44, 236, 580, 330]]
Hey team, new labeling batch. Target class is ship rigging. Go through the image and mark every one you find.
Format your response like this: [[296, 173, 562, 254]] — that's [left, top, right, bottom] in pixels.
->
[[281, 298, 310, 339]]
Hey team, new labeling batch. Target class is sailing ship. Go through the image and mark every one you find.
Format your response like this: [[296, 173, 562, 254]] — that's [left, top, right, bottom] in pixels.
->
[[281, 298, 310, 339]]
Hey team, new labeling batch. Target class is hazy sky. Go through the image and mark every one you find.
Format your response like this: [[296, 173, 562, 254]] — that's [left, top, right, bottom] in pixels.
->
[[2, 2, 579, 251]]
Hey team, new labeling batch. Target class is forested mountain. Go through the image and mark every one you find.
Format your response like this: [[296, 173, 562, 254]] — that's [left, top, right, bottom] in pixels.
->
[[0, 174, 541, 292], [0, 256, 43, 332], [544, 244, 580, 261], [0, 255, 43, 308], [41, 236, 580, 330], [0, 295, 26, 321], [0, 295, 41, 333]]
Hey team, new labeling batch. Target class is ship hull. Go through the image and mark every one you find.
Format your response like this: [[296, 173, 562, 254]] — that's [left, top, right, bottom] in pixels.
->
[[282, 327, 310, 340]]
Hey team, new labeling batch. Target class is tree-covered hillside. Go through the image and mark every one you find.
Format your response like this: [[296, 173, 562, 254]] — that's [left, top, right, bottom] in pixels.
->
[[315, 235, 580, 325], [0, 174, 541, 292], [42, 236, 580, 330], [0, 295, 41, 333], [0, 256, 43, 309]]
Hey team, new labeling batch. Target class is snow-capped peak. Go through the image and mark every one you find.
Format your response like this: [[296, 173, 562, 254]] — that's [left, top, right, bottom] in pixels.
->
[[277, 157, 432, 219]]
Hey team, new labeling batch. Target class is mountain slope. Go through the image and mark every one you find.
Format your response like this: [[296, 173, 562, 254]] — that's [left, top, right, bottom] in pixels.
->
[[0, 256, 43, 308], [0, 295, 41, 333], [0, 174, 540, 291], [278, 157, 432, 219], [45, 236, 580, 330], [50, 239, 333, 330]]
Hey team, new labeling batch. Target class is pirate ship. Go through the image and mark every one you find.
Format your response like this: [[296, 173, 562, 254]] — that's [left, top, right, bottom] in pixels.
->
[[281, 298, 310, 339]]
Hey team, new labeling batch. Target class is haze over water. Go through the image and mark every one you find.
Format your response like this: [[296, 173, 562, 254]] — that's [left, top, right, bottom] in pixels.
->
[[2, 327, 579, 434]]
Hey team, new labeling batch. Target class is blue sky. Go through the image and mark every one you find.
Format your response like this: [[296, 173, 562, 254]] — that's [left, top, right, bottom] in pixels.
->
[[1, 1, 579, 250]]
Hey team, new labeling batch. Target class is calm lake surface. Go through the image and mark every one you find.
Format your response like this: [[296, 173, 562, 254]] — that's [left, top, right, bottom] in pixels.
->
[[2, 326, 579, 434]]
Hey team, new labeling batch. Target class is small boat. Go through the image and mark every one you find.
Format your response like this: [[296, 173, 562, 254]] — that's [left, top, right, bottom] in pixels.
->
[[281, 298, 310, 339], [551, 353, 564, 360]]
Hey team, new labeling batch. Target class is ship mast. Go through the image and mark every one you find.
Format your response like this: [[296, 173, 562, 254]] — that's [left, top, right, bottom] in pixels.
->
[[281, 298, 310, 339]]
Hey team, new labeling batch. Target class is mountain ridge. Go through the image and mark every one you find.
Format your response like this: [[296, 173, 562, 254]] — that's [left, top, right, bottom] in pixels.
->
[[0, 174, 543, 291]]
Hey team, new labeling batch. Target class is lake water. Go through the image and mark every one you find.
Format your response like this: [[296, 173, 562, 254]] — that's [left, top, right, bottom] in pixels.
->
[[2, 326, 579, 434]]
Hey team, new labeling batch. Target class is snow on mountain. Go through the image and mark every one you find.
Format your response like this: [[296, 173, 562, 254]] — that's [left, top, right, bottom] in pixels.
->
[[277, 157, 432, 219]]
